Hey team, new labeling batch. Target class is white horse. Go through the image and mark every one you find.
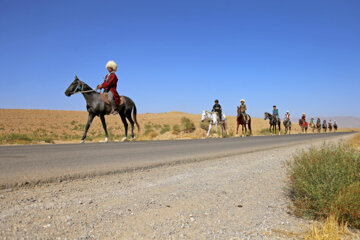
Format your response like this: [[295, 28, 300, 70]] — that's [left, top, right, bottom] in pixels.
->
[[201, 110, 229, 138]]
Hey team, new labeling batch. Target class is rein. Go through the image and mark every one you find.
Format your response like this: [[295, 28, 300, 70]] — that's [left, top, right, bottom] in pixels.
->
[[71, 80, 97, 94]]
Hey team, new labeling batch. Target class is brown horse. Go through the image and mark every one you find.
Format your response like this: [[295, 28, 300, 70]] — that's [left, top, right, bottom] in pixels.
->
[[299, 119, 308, 133], [236, 107, 252, 137], [334, 122, 338, 132], [316, 121, 321, 133], [309, 121, 316, 133], [328, 122, 333, 132]]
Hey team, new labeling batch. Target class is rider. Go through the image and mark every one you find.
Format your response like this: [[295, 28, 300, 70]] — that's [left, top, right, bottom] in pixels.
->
[[301, 113, 307, 127], [239, 99, 248, 123], [323, 119, 327, 127], [97, 60, 121, 115], [310, 116, 315, 126], [317, 117, 321, 126], [273, 105, 279, 122], [212, 99, 222, 121], [284, 110, 291, 125]]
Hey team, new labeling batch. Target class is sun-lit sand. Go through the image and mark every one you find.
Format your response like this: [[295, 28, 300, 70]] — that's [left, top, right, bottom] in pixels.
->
[[0, 109, 357, 144]]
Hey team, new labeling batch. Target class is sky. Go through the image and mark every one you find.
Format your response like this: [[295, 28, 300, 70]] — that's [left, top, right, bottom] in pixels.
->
[[0, 0, 359, 118]]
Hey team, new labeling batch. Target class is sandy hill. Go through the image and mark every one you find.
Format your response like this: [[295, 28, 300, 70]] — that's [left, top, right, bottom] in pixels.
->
[[0, 109, 357, 144]]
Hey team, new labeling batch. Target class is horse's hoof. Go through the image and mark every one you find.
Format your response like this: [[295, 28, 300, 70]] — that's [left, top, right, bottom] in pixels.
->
[[80, 140, 84, 143], [121, 137, 127, 142], [104, 137, 108, 143], [131, 136, 136, 140]]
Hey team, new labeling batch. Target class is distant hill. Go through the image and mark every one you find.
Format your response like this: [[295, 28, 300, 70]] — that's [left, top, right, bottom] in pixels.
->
[[319, 116, 360, 128]]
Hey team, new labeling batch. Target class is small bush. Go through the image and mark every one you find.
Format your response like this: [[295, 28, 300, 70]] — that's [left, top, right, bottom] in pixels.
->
[[172, 124, 181, 134], [200, 121, 210, 131], [70, 120, 77, 125], [181, 117, 195, 133], [149, 131, 158, 139], [259, 128, 271, 135], [287, 142, 360, 228], [160, 124, 171, 134]]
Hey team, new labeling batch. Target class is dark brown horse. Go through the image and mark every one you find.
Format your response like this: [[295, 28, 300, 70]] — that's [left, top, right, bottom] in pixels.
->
[[322, 120, 327, 132], [334, 122, 338, 132], [264, 112, 281, 135], [236, 107, 252, 137], [299, 119, 308, 133]]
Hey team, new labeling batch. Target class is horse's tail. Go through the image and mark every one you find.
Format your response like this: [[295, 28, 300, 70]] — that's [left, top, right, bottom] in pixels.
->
[[133, 104, 140, 132]]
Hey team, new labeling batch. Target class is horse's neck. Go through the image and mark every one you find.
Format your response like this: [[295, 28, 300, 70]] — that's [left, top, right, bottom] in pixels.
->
[[81, 83, 95, 103]]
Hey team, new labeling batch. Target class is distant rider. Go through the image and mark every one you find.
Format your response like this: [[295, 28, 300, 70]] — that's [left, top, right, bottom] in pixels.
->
[[301, 113, 307, 127], [239, 99, 248, 123], [212, 99, 223, 121], [273, 105, 279, 122], [97, 60, 120, 115], [317, 117, 321, 126], [284, 110, 291, 126], [310, 116, 315, 126]]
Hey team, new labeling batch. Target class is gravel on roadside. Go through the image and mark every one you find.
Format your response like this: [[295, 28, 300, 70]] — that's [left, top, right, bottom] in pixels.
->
[[0, 135, 355, 239]]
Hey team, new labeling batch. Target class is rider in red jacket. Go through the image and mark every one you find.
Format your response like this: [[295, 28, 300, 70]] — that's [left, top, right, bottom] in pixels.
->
[[97, 60, 121, 114]]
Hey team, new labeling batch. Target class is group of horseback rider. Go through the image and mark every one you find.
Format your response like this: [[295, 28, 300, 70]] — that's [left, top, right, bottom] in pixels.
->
[[212, 99, 248, 123], [97, 60, 337, 133]]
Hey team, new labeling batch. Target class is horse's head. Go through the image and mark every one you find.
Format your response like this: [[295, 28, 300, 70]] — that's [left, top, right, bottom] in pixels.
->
[[264, 112, 269, 120], [237, 106, 240, 115], [64, 76, 82, 97], [201, 110, 207, 122]]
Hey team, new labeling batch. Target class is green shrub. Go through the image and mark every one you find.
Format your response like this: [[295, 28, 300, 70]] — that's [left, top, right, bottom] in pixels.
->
[[259, 128, 271, 135], [160, 124, 171, 134], [172, 124, 181, 134], [332, 182, 360, 228], [200, 121, 210, 131], [287, 142, 360, 228], [181, 117, 195, 133]]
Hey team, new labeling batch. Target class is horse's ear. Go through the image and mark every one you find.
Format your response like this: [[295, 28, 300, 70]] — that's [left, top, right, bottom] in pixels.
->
[[74, 75, 78, 80]]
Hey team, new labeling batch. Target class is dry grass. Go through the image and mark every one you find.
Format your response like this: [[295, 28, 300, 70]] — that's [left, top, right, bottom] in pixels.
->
[[305, 214, 359, 240], [348, 133, 360, 150], [0, 109, 357, 144]]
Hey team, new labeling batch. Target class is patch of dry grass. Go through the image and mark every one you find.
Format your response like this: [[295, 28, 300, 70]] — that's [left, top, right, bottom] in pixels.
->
[[305, 214, 359, 240], [348, 133, 360, 150]]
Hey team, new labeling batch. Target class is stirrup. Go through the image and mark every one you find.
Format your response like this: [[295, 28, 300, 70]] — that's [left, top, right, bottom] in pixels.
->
[[111, 109, 118, 115]]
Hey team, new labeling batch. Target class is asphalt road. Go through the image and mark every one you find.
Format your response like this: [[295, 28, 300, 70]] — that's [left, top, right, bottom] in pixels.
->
[[0, 132, 353, 189]]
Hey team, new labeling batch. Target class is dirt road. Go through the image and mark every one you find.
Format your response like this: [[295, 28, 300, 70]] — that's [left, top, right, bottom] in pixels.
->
[[0, 134, 355, 239], [0, 132, 352, 189]]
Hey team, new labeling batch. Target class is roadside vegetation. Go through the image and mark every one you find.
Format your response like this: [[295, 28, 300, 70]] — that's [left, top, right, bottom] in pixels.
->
[[287, 134, 360, 238]]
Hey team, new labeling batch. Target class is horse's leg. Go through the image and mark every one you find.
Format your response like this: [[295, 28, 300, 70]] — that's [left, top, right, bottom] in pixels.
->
[[278, 121, 281, 135], [236, 121, 239, 136], [225, 121, 229, 136], [207, 123, 212, 137], [248, 119, 252, 136], [119, 112, 128, 142], [125, 109, 135, 139], [100, 114, 109, 142], [81, 113, 95, 143]]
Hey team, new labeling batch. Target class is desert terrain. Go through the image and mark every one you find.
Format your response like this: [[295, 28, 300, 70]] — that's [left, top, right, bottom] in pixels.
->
[[0, 109, 357, 144]]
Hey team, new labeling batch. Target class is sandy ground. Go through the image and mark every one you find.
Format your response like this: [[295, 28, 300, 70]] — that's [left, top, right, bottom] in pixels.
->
[[1, 135, 357, 239], [0, 109, 355, 144]]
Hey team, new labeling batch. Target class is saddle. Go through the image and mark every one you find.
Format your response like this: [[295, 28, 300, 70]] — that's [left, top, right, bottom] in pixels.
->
[[100, 92, 125, 106]]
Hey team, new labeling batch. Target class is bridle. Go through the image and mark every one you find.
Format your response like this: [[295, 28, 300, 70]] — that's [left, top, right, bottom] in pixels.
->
[[71, 80, 96, 94]]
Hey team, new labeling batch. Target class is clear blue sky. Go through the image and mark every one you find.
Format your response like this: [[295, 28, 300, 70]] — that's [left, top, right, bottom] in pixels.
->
[[1, 0, 359, 118]]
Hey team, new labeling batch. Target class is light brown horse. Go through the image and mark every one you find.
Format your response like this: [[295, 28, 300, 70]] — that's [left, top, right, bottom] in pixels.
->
[[236, 107, 252, 137]]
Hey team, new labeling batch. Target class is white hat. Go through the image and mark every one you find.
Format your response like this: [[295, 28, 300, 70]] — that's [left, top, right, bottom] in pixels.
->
[[286, 110, 289, 113], [106, 60, 117, 71], [240, 99, 245, 102], [302, 113, 305, 115]]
